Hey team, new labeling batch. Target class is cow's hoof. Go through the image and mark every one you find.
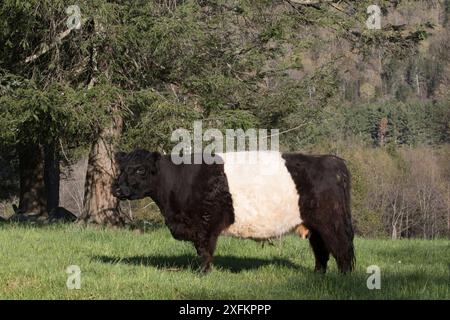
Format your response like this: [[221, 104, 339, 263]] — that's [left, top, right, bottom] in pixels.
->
[[198, 265, 212, 275], [314, 267, 327, 274]]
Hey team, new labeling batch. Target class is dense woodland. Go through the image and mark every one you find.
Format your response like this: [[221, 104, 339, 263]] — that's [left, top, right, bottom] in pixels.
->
[[0, 0, 449, 239]]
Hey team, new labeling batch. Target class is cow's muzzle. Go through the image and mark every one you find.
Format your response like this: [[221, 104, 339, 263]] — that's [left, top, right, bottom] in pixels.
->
[[112, 184, 129, 200]]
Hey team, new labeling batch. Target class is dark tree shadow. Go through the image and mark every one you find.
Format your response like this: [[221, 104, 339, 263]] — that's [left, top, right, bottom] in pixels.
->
[[93, 254, 306, 273]]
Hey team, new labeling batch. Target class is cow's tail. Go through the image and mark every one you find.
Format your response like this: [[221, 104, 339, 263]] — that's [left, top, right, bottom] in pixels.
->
[[338, 162, 356, 273]]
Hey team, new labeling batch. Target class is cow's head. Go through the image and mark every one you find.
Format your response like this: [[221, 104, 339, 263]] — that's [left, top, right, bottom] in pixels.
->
[[112, 149, 161, 200]]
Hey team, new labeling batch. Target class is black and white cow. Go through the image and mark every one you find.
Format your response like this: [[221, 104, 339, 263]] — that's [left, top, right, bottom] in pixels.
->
[[112, 150, 355, 274]]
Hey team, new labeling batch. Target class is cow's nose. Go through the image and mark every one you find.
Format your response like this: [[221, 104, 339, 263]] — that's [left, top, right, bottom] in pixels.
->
[[112, 185, 122, 196]]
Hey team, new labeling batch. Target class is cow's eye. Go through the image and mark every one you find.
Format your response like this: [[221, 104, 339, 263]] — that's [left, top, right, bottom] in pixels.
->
[[136, 168, 145, 175]]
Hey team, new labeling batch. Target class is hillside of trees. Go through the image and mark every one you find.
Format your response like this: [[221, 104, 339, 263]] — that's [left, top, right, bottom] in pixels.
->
[[0, 0, 449, 239]]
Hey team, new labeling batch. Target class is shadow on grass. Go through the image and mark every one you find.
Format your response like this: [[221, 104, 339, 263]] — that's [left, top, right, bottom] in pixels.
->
[[0, 219, 73, 229], [93, 254, 305, 273]]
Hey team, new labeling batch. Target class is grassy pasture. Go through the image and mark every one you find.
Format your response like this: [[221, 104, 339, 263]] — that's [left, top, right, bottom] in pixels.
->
[[0, 223, 448, 299]]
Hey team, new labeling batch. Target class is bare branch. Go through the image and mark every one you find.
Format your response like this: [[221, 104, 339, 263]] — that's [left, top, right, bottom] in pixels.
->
[[25, 28, 73, 63]]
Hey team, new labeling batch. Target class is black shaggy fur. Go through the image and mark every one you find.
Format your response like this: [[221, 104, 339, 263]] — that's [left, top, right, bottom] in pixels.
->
[[282, 153, 355, 273], [113, 150, 234, 273], [112, 149, 355, 274]]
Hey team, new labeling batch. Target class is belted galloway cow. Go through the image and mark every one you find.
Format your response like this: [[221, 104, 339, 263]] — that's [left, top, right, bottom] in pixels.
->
[[112, 150, 355, 274]]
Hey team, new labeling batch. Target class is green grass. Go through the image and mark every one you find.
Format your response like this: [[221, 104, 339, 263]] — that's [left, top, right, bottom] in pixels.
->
[[0, 223, 448, 299]]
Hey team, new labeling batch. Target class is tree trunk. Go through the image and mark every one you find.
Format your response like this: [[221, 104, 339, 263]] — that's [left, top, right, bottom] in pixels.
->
[[79, 17, 129, 226], [80, 110, 129, 226], [44, 141, 60, 214], [447, 186, 449, 237], [391, 224, 397, 240], [17, 142, 47, 216]]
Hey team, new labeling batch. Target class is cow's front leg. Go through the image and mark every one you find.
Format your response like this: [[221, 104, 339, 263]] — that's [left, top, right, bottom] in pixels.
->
[[194, 233, 219, 274]]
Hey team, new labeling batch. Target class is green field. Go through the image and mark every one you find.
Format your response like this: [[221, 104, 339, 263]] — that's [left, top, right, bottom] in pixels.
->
[[0, 223, 448, 299]]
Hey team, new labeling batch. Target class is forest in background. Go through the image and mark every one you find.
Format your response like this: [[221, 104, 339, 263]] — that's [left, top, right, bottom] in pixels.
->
[[0, 0, 449, 239]]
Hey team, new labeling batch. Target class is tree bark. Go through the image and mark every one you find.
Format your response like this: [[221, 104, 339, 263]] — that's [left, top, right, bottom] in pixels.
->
[[80, 110, 129, 226], [17, 142, 47, 216], [44, 141, 60, 214]]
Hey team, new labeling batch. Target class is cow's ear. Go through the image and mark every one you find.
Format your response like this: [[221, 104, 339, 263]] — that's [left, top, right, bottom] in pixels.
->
[[152, 152, 161, 162], [115, 152, 127, 166]]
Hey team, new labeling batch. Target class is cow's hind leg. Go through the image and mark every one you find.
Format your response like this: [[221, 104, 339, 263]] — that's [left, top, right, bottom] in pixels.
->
[[308, 230, 330, 273], [319, 227, 354, 274], [305, 195, 355, 273], [311, 221, 354, 273], [194, 233, 219, 274]]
